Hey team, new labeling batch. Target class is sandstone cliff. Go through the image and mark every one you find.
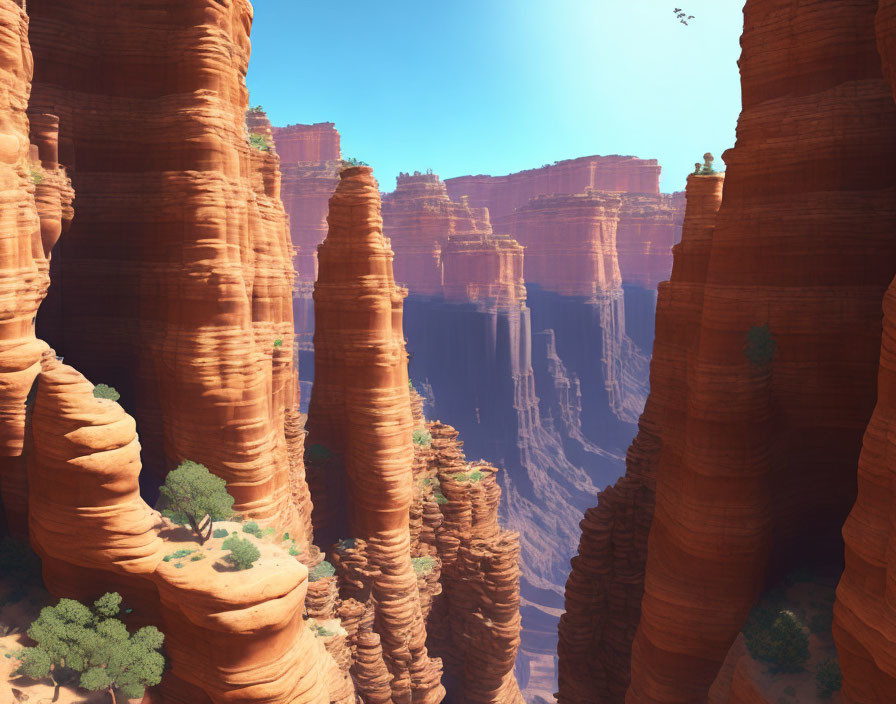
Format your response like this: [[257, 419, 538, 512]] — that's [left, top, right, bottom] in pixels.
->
[[0, 0, 72, 538], [557, 171, 724, 704], [444, 156, 661, 223], [834, 1, 896, 700], [29, 0, 306, 544], [382, 171, 492, 297], [306, 165, 445, 704], [555, 0, 896, 700]]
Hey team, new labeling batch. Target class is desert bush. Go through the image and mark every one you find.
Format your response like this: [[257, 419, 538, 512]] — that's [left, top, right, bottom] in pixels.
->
[[413, 429, 432, 447], [817, 659, 842, 698], [222, 535, 260, 570], [309, 560, 335, 582], [742, 605, 809, 673], [93, 383, 120, 401]]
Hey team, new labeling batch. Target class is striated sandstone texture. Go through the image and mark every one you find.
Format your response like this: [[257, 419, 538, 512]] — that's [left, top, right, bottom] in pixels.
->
[[834, 1, 896, 700], [444, 155, 661, 223], [419, 422, 525, 704], [27, 359, 335, 704], [440, 231, 525, 306], [503, 191, 623, 298], [618, 0, 896, 699], [557, 171, 725, 704], [28, 0, 306, 541], [273, 122, 341, 164], [382, 171, 493, 297], [306, 165, 445, 704], [0, 0, 73, 538], [271, 122, 342, 409]]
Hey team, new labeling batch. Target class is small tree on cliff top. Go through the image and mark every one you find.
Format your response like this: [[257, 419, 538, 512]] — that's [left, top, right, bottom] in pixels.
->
[[159, 460, 235, 544], [15, 592, 165, 704]]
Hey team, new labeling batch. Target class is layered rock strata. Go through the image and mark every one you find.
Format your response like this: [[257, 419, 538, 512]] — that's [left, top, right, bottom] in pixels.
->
[[420, 422, 525, 704], [306, 165, 445, 704], [583, 0, 896, 699], [444, 156, 661, 223], [0, 0, 72, 537], [834, 2, 896, 700], [382, 171, 493, 297], [27, 360, 335, 704], [557, 171, 724, 704], [28, 0, 305, 540]]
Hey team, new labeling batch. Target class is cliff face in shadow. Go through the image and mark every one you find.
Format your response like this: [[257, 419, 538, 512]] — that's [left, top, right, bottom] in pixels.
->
[[557, 0, 896, 701]]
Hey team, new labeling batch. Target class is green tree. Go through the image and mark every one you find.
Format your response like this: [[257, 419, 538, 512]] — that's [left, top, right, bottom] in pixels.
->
[[159, 460, 235, 544], [743, 606, 810, 673], [15, 593, 165, 704], [222, 535, 260, 570]]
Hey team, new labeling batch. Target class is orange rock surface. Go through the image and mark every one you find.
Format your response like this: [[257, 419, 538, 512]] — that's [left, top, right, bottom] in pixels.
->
[[834, 2, 896, 700], [445, 156, 661, 223], [503, 192, 623, 298], [273, 122, 341, 164], [307, 165, 445, 704], [0, 0, 73, 538], [621, 0, 896, 699], [27, 360, 335, 704], [28, 0, 306, 541], [557, 171, 724, 704], [415, 421, 525, 704]]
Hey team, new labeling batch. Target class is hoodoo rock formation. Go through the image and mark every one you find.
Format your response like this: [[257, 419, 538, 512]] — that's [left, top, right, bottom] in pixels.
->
[[557, 0, 896, 701], [557, 170, 725, 704], [421, 422, 525, 704], [306, 165, 445, 704], [28, 0, 307, 542]]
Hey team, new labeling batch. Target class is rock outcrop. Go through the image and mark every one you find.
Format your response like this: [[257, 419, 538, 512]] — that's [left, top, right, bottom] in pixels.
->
[[28, 360, 334, 704], [834, 2, 896, 701], [306, 165, 445, 704], [382, 171, 492, 297], [444, 156, 662, 223], [0, 0, 72, 538], [502, 192, 623, 298], [29, 0, 306, 542], [273, 122, 341, 164], [555, 0, 896, 700], [421, 422, 525, 704], [557, 171, 725, 704]]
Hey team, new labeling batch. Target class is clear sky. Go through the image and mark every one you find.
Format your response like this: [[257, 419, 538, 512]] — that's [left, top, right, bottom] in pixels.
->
[[246, 0, 744, 194]]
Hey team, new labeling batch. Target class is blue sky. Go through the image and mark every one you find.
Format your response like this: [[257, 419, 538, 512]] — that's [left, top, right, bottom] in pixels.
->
[[247, 0, 744, 194]]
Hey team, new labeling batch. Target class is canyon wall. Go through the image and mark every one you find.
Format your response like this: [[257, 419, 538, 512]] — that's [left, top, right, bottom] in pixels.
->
[[557, 171, 725, 704], [0, 0, 73, 538], [271, 121, 342, 409], [28, 0, 307, 541], [383, 171, 492, 297], [834, 1, 896, 701], [555, 0, 896, 701], [444, 155, 661, 223]]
